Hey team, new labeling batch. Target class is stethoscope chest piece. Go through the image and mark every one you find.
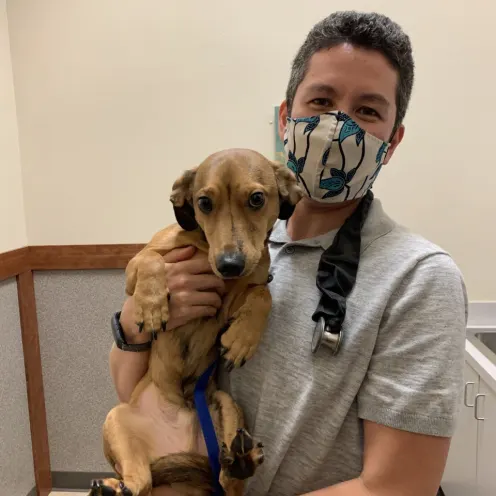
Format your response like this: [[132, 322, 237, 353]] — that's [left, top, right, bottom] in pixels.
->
[[311, 316, 342, 355]]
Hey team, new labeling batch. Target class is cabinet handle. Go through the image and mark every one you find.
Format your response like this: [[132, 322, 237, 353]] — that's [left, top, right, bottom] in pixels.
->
[[474, 394, 486, 421], [464, 381, 475, 407]]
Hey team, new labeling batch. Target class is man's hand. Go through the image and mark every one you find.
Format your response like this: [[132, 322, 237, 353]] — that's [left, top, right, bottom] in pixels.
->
[[112, 245, 224, 402], [120, 246, 225, 339]]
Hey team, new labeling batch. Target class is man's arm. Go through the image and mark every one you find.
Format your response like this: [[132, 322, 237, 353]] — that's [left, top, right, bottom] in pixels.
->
[[110, 247, 225, 402], [305, 253, 465, 496], [110, 296, 151, 403], [302, 421, 450, 496]]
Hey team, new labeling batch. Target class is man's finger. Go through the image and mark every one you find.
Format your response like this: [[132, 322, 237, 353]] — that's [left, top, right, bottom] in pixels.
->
[[178, 291, 222, 309], [187, 305, 218, 320], [188, 274, 226, 293], [176, 256, 215, 275], [163, 246, 196, 264]]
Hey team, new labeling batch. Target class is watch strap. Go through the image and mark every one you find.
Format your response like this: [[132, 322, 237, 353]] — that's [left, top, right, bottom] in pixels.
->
[[111, 311, 152, 352]]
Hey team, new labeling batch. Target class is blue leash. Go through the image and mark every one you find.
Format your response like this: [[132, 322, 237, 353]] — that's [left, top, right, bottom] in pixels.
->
[[193, 359, 225, 495]]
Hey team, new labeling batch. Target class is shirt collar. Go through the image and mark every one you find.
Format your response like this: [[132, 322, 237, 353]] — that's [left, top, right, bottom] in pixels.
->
[[268, 198, 395, 252]]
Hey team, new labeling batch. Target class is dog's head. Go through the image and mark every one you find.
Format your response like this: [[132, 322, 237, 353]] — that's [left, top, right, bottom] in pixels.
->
[[170, 149, 302, 279]]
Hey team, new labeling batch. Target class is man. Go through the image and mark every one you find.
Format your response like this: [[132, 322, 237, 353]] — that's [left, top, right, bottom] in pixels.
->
[[111, 11, 467, 496]]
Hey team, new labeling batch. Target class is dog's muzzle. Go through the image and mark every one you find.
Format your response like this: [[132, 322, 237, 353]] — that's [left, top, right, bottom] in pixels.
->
[[216, 252, 246, 278]]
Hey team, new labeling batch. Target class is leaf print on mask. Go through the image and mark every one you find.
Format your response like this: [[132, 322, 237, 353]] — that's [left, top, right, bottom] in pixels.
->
[[346, 167, 357, 183], [336, 111, 349, 122], [287, 150, 311, 197], [320, 168, 346, 199], [355, 128, 365, 146], [376, 142, 388, 164], [368, 164, 382, 186], [322, 146, 331, 166], [303, 116, 320, 134], [287, 150, 298, 175], [339, 118, 362, 143]]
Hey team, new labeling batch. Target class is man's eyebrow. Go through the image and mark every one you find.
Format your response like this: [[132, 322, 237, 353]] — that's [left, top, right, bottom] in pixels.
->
[[304, 83, 337, 95], [359, 93, 391, 108]]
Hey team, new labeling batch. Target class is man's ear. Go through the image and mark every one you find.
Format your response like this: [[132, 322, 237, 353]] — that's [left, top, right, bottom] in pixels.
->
[[270, 161, 303, 220], [383, 124, 405, 165], [278, 100, 288, 144], [170, 168, 198, 231]]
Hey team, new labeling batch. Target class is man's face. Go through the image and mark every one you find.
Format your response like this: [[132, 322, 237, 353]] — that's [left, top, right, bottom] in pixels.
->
[[279, 43, 404, 164]]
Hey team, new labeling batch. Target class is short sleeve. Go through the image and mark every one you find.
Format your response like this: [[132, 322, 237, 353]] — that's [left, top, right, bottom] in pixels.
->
[[357, 253, 468, 437]]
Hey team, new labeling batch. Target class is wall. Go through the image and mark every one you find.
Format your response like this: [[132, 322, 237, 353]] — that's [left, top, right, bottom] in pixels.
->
[[0, 0, 26, 252], [0, 3, 34, 494], [0, 280, 35, 496], [35, 270, 124, 472], [4, 0, 495, 299]]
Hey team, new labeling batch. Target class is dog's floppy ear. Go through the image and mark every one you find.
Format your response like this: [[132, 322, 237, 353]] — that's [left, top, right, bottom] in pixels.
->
[[170, 168, 198, 231], [270, 161, 303, 220]]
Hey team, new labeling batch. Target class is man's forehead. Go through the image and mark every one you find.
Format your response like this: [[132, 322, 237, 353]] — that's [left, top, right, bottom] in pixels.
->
[[301, 45, 398, 101]]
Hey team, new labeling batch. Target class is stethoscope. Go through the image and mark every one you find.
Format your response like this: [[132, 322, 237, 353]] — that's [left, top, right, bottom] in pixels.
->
[[311, 317, 342, 355], [309, 191, 374, 356]]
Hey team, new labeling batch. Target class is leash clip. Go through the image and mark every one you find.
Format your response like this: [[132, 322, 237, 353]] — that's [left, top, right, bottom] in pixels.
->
[[311, 317, 342, 355]]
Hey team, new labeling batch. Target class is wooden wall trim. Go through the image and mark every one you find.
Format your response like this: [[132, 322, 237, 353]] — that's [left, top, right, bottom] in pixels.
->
[[0, 244, 145, 280], [0, 246, 29, 281], [17, 270, 52, 496], [29, 244, 144, 270]]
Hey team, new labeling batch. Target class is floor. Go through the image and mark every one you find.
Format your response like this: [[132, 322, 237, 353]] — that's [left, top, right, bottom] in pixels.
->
[[50, 493, 86, 495]]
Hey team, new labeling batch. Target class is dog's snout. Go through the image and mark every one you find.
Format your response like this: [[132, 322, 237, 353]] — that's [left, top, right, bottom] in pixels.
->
[[216, 252, 246, 278]]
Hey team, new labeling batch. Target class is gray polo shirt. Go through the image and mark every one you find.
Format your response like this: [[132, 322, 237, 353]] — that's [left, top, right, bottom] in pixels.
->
[[221, 198, 468, 496]]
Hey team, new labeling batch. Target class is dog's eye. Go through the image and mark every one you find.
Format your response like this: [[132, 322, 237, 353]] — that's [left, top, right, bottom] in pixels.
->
[[198, 196, 213, 214], [248, 192, 265, 210]]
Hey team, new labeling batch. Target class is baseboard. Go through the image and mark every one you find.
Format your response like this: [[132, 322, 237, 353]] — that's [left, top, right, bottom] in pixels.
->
[[51, 471, 115, 490]]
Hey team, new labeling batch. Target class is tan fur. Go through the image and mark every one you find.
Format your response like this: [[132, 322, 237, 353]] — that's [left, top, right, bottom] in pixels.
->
[[91, 149, 302, 496]]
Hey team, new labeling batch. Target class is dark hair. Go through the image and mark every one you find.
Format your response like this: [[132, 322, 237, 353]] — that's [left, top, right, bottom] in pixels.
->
[[286, 11, 415, 133]]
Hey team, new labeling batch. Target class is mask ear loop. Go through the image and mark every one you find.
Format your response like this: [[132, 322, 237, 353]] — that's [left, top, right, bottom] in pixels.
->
[[311, 190, 374, 353]]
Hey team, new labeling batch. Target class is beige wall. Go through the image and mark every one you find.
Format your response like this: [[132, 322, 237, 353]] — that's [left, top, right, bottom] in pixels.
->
[[4, 0, 495, 299], [0, 0, 26, 252]]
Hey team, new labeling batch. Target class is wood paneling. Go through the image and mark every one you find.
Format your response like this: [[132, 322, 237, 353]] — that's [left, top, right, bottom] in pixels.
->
[[0, 246, 29, 281], [29, 244, 144, 270], [17, 270, 52, 496], [1, 243, 145, 496]]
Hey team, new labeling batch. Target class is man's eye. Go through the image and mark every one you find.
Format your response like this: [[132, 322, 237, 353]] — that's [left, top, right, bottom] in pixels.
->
[[357, 107, 380, 118], [310, 98, 332, 107]]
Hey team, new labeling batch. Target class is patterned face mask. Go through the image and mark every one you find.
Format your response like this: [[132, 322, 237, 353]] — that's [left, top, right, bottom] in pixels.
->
[[284, 111, 390, 203]]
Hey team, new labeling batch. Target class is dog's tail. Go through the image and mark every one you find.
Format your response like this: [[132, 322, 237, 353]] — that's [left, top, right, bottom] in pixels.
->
[[150, 453, 213, 491]]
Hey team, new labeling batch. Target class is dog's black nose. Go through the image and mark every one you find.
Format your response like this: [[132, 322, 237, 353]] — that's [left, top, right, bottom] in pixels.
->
[[216, 252, 246, 278]]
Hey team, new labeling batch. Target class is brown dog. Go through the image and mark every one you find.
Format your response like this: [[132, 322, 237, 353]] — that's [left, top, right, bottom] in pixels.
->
[[89, 149, 302, 496]]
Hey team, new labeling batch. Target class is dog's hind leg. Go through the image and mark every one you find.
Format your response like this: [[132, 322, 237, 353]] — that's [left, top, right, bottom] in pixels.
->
[[89, 404, 153, 496], [212, 391, 264, 495]]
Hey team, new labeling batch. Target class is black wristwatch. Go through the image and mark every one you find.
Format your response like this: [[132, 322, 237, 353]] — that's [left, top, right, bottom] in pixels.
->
[[111, 311, 152, 352]]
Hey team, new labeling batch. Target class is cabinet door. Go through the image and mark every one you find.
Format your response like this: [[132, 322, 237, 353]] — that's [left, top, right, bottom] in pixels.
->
[[476, 378, 496, 496], [442, 362, 479, 496]]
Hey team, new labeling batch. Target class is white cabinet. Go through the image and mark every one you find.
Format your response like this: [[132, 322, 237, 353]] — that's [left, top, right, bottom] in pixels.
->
[[475, 378, 496, 496], [442, 359, 496, 496], [442, 362, 479, 496]]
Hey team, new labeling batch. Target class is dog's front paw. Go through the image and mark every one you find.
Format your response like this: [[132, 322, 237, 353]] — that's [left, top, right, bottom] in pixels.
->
[[133, 272, 169, 335], [219, 322, 259, 371]]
